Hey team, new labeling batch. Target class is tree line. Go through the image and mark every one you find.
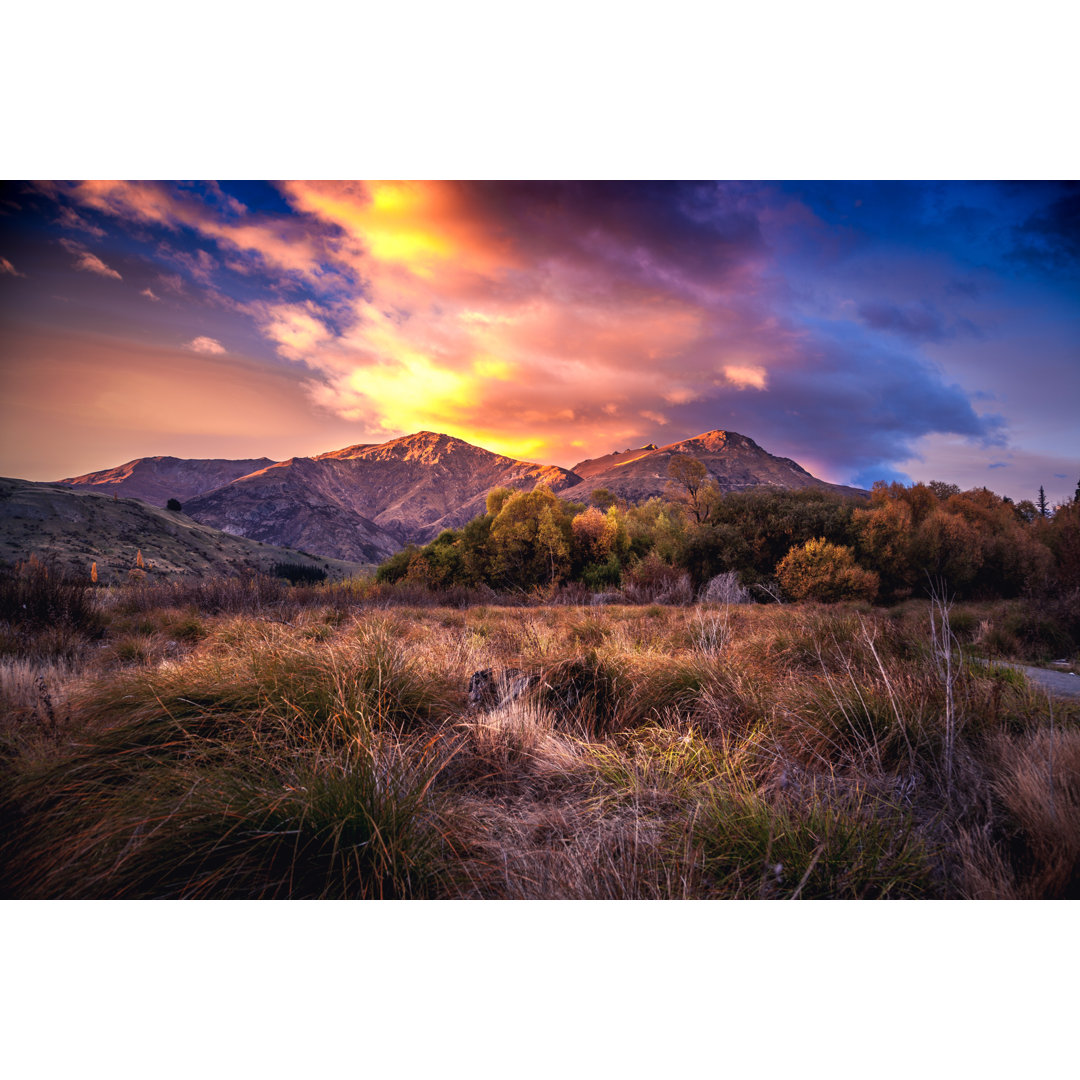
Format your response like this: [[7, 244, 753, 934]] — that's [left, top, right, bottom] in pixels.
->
[[375, 456, 1080, 603]]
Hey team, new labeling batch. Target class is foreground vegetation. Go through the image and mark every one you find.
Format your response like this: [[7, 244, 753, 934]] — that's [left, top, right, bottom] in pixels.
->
[[2, 568, 1078, 899], [376, 476, 1080, 604]]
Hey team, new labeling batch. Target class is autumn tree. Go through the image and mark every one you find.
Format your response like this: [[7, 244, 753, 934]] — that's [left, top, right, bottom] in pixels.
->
[[489, 488, 573, 587], [776, 538, 879, 603], [667, 455, 719, 524], [571, 506, 619, 564]]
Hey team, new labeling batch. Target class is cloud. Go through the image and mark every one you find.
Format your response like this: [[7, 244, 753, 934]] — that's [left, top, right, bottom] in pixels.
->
[[857, 301, 948, 341], [0, 257, 24, 277], [988, 462, 1008, 469], [141, 287, 160, 301], [63, 180, 338, 284], [56, 205, 106, 238], [159, 244, 218, 284], [59, 238, 122, 280], [255, 301, 334, 362], [157, 273, 186, 294], [722, 365, 767, 390], [46, 181, 1014, 483], [1008, 187, 1080, 271], [186, 336, 226, 354]]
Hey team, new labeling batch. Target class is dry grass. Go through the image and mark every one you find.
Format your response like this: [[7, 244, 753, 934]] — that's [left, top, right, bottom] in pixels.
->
[[2, 593, 1077, 899]]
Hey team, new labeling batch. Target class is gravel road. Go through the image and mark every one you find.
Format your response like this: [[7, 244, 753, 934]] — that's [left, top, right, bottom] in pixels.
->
[[980, 660, 1080, 702]]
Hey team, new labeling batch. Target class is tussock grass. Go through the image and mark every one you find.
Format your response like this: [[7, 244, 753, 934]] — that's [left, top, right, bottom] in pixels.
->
[[2, 590, 1077, 898]]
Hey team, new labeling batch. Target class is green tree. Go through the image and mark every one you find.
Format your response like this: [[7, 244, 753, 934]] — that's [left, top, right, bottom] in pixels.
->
[[489, 488, 573, 587], [1038, 486, 1049, 518]]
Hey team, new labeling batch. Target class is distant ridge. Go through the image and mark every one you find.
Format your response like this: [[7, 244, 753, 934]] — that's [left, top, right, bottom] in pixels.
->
[[49, 428, 864, 563], [59, 456, 275, 506], [564, 429, 864, 503]]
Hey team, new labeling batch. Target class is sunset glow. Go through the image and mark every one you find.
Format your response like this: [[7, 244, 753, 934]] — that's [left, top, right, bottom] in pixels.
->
[[1, 180, 1077, 501]]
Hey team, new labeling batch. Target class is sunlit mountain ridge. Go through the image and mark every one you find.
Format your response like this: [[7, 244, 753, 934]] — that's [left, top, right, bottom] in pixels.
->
[[48, 428, 862, 563]]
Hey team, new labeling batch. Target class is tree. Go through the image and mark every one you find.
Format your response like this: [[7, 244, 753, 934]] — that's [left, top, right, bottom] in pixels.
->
[[571, 506, 619, 566], [167, 498, 182, 512], [489, 488, 573, 587], [486, 487, 515, 517], [1038, 486, 1049, 518], [776, 538, 879, 603], [1014, 499, 1038, 524], [928, 480, 960, 501], [667, 455, 718, 524]]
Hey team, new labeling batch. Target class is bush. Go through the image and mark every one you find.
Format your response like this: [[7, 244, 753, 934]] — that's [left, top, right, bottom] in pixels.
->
[[0, 556, 100, 634], [700, 571, 752, 605], [272, 561, 328, 586], [776, 539, 879, 603], [166, 498, 182, 512], [621, 554, 693, 604]]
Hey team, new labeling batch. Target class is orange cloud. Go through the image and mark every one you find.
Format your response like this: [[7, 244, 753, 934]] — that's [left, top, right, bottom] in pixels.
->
[[187, 336, 226, 354], [722, 364, 768, 390], [65, 181, 330, 282], [50, 181, 784, 465], [60, 239, 122, 280], [280, 181, 515, 285]]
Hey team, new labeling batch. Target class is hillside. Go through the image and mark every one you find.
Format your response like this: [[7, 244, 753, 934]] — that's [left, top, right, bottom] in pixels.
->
[[0, 478, 368, 584], [565, 430, 864, 503], [59, 455, 275, 506], [47, 428, 863, 564], [184, 431, 582, 557]]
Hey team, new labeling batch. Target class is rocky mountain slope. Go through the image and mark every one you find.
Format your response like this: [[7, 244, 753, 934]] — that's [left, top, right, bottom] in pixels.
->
[[182, 431, 581, 560], [565, 430, 863, 503], [0, 478, 367, 584], [48, 428, 862, 565], [59, 456, 275, 506]]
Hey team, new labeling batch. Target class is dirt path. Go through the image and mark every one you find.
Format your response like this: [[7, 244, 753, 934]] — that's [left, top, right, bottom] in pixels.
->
[[979, 659, 1080, 702]]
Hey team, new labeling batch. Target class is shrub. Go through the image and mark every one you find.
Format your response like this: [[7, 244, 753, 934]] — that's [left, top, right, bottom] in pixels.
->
[[622, 554, 694, 604], [776, 539, 879, 603], [0, 556, 100, 634], [700, 571, 752, 605], [272, 561, 328, 586], [166, 498, 182, 512]]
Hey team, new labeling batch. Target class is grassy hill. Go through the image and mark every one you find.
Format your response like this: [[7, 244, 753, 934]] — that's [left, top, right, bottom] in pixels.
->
[[0, 478, 371, 583]]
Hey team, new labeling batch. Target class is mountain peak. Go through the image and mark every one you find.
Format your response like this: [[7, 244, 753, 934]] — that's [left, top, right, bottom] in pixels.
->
[[358, 430, 486, 465], [663, 429, 758, 454]]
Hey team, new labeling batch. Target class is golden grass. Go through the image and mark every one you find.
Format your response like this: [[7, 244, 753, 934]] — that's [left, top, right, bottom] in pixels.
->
[[2, 597, 1077, 899]]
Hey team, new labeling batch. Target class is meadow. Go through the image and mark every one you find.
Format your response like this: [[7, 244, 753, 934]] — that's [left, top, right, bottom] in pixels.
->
[[2, 568, 1077, 901]]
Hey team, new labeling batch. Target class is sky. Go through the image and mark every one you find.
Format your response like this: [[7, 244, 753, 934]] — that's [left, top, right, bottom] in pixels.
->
[[0, 180, 1077, 504]]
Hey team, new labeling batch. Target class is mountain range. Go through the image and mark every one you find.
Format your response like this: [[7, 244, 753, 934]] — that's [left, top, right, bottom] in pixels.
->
[[44, 428, 861, 565]]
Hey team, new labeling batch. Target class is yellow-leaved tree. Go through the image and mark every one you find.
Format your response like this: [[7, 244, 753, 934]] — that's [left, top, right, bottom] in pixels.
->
[[775, 538, 879, 603]]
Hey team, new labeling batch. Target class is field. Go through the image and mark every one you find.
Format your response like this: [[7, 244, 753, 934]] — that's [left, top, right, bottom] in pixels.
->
[[2, 577, 1078, 899]]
